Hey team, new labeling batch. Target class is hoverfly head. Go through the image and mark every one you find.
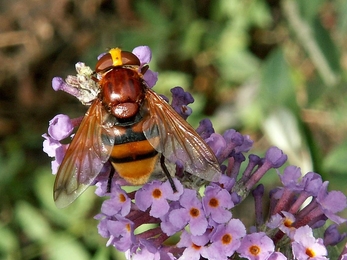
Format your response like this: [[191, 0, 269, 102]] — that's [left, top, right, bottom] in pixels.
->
[[95, 48, 141, 73]]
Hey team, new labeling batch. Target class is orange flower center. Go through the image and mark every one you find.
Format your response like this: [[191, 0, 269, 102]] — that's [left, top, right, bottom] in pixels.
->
[[306, 248, 315, 257], [283, 218, 293, 227], [125, 223, 131, 232], [192, 243, 201, 250], [152, 188, 162, 199], [209, 198, 219, 208], [119, 193, 126, 203], [249, 245, 261, 256], [221, 234, 232, 245], [190, 208, 200, 218]]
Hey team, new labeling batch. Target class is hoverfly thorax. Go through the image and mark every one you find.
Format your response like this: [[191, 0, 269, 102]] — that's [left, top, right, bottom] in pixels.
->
[[96, 48, 146, 120]]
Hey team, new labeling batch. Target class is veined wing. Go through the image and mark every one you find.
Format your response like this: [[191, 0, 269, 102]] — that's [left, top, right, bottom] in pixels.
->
[[142, 89, 221, 182], [54, 99, 116, 208]]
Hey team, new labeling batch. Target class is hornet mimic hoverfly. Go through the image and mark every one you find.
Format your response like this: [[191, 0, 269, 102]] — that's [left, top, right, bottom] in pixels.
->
[[54, 48, 221, 208]]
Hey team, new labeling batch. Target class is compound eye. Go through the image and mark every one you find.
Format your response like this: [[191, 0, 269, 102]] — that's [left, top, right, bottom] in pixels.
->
[[121, 51, 140, 66], [95, 53, 113, 73]]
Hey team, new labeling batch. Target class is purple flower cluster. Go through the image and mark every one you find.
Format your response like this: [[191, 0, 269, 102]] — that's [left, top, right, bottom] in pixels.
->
[[43, 46, 347, 260]]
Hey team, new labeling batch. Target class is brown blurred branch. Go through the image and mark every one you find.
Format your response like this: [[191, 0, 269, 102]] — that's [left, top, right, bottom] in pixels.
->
[[0, 31, 38, 48]]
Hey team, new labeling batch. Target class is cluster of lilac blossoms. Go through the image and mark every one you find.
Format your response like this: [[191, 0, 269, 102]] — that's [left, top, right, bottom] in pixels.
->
[[43, 46, 347, 260]]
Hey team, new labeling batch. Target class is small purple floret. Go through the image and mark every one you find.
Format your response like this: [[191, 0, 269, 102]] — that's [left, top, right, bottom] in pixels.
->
[[170, 87, 194, 120], [196, 119, 215, 140], [132, 46, 158, 87], [48, 114, 74, 141], [324, 224, 347, 246], [265, 146, 287, 168], [132, 46, 152, 65]]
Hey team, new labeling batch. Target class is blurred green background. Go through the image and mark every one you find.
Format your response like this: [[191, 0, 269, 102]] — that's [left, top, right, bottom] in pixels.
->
[[1, 0, 347, 259]]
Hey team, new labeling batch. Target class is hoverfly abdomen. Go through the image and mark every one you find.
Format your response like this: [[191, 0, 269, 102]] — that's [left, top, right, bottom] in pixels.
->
[[109, 117, 160, 185]]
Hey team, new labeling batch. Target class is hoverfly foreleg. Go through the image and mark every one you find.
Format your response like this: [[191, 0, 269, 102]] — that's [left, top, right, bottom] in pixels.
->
[[160, 154, 178, 193], [107, 167, 115, 193]]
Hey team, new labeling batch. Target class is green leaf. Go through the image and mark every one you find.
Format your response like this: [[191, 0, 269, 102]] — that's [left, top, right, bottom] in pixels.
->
[[217, 49, 260, 83], [312, 17, 341, 73], [34, 167, 99, 229], [15, 201, 52, 242], [337, 0, 347, 33], [0, 224, 19, 255], [0, 139, 25, 185], [259, 48, 297, 113], [296, 0, 325, 23], [155, 71, 191, 95], [323, 139, 347, 174], [91, 248, 109, 260], [46, 233, 90, 260], [181, 20, 208, 58]]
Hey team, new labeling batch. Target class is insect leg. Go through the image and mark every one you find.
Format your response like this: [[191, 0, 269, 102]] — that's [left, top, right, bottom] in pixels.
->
[[160, 154, 177, 193], [107, 167, 115, 193]]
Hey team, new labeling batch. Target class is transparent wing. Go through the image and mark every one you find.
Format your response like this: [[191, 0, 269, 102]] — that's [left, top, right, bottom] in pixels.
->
[[53, 99, 115, 208], [143, 89, 221, 182]]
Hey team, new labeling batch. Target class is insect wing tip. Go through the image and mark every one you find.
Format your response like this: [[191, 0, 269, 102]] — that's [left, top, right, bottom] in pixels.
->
[[53, 184, 86, 208], [53, 189, 72, 208]]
